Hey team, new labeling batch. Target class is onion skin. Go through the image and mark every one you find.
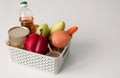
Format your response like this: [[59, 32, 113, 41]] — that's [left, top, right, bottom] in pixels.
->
[[50, 30, 71, 48]]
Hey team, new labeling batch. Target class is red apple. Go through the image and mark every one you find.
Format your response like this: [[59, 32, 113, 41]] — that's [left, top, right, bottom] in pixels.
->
[[25, 34, 48, 54]]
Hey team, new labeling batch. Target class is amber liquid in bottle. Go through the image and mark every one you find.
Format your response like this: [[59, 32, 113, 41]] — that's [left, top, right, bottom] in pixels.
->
[[19, 17, 36, 34]]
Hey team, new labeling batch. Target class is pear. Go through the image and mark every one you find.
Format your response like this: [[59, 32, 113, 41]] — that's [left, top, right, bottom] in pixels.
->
[[50, 21, 65, 35], [36, 23, 49, 38]]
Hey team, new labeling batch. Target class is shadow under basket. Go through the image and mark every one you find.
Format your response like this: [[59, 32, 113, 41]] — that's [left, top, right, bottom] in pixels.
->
[[6, 42, 70, 74]]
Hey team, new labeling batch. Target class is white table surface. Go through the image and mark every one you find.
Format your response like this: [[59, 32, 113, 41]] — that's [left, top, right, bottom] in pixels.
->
[[0, 0, 120, 78]]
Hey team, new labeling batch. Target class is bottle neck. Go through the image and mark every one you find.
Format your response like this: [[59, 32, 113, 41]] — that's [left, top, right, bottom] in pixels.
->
[[20, 4, 27, 8]]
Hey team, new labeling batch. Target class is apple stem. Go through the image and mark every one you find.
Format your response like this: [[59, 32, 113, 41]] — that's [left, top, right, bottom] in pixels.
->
[[40, 29, 43, 35]]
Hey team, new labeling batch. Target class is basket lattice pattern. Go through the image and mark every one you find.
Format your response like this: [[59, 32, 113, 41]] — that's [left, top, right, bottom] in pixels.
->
[[8, 45, 70, 73], [9, 48, 58, 73]]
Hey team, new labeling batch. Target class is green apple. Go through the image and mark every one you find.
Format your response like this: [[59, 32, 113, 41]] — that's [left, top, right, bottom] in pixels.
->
[[50, 21, 65, 35], [36, 23, 49, 38]]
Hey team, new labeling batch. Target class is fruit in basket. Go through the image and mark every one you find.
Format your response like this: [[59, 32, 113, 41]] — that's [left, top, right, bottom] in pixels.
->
[[50, 21, 65, 35], [36, 23, 49, 38], [49, 26, 78, 48], [25, 31, 48, 54]]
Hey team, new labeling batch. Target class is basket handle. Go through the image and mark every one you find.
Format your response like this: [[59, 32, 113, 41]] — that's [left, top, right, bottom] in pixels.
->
[[47, 42, 70, 57], [60, 44, 69, 57]]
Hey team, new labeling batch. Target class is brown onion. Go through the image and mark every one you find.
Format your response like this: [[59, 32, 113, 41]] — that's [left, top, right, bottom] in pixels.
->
[[49, 30, 71, 48]]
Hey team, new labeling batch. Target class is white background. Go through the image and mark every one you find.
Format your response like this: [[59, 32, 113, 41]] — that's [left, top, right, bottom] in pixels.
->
[[0, 0, 120, 78]]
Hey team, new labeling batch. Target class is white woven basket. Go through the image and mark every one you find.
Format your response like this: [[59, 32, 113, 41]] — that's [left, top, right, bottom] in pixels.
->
[[7, 43, 70, 74]]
